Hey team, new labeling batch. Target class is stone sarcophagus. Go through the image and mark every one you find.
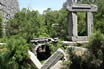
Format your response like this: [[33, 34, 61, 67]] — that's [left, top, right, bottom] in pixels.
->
[[66, 0, 97, 41]]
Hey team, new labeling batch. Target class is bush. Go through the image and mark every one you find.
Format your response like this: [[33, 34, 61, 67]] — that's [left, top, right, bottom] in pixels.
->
[[65, 31, 104, 69], [7, 8, 41, 42], [0, 37, 36, 69], [87, 31, 104, 69], [46, 40, 65, 54], [88, 31, 104, 55]]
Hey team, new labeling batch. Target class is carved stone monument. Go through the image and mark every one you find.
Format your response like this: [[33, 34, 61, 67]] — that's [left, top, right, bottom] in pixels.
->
[[0, 0, 19, 36], [66, 0, 97, 41]]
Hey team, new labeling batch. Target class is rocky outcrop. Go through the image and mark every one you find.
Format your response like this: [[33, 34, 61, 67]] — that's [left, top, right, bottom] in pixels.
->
[[0, 0, 19, 21], [0, 0, 19, 35]]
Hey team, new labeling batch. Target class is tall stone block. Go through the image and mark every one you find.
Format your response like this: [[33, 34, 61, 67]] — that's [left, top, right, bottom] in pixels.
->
[[67, 12, 78, 40], [86, 12, 93, 36]]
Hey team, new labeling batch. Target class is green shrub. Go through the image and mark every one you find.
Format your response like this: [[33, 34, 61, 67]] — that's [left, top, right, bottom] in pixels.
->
[[87, 31, 104, 68], [6, 38, 29, 63], [65, 31, 104, 69], [88, 31, 104, 56], [46, 40, 65, 54], [0, 37, 36, 69], [7, 8, 41, 42]]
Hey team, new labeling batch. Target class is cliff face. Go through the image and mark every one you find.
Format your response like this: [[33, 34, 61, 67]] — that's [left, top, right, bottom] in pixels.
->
[[0, 0, 19, 36], [0, 0, 19, 22]]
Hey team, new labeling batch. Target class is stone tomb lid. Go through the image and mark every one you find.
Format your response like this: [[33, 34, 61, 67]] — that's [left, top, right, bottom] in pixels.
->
[[67, 4, 97, 12]]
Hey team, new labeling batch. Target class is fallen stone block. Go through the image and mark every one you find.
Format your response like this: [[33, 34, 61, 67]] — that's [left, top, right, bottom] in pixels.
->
[[28, 50, 42, 69], [41, 48, 65, 69], [50, 60, 63, 69]]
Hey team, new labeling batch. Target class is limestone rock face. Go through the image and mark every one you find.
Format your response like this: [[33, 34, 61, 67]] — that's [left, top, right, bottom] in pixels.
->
[[0, 0, 19, 35], [0, 0, 19, 21]]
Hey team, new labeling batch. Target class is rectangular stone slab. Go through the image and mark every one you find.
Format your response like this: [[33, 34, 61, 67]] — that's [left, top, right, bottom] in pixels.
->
[[28, 50, 42, 69], [67, 4, 97, 12], [86, 12, 93, 36], [50, 60, 63, 69], [41, 48, 64, 69], [67, 12, 78, 37], [73, 4, 91, 9], [67, 36, 88, 41]]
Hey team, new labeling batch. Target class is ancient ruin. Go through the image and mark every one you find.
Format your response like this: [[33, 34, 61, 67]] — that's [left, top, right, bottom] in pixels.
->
[[66, 0, 97, 41], [28, 48, 65, 69], [0, 0, 19, 36], [41, 48, 65, 69], [31, 38, 58, 60], [0, 0, 101, 69]]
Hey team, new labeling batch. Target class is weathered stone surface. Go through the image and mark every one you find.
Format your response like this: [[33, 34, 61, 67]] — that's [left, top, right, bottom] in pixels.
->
[[71, 36, 88, 41], [0, 0, 19, 36], [31, 38, 58, 45], [41, 48, 64, 69], [66, 0, 97, 41], [86, 12, 93, 37], [0, 0, 19, 20], [67, 12, 78, 37], [31, 38, 59, 60], [67, 4, 97, 12], [50, 60, 63, 69], [28, 50, 42, 69], [62, 41, 88, 46]]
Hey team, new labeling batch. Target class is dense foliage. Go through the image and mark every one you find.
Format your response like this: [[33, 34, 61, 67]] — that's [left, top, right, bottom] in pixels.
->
[[82, 0, 104, 34], [65, 31, 104, 69], [6, 8, 68, 42], [6, 8, 92, 41], [94, 0, 104, 33], [0, 0, 104, 69], [0, 38, 37, 69], [7, 8, 41, 42], [88, 31, 104, 69]]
